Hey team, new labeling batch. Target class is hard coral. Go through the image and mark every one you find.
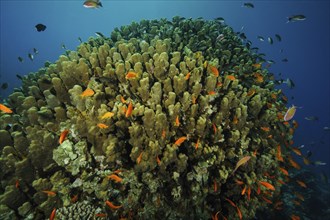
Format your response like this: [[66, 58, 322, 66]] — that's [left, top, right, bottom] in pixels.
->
[[0, 17, 296, 219]]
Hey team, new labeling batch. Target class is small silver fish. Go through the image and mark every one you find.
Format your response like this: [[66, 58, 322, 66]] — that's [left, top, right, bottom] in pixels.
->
[[28, 53, 34, 61], [287, 15, 306, 23], [304, 116, 319, 121], [268, 37, 273, 44]]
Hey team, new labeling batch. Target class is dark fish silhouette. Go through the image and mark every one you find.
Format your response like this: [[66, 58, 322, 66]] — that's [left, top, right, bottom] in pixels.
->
[[35, 23, 46, 32], [18, 56, 24, 62], [275, 34, 282, 42], [1, 83, 8, 90], [243, 3, 254, 8]]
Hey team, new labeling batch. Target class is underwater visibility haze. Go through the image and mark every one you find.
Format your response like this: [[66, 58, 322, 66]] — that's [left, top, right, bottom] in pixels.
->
[[0, 1, 329, 219]]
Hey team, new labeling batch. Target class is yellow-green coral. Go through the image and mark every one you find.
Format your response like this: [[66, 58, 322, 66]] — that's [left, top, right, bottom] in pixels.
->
[[0, 17, 298, 219]]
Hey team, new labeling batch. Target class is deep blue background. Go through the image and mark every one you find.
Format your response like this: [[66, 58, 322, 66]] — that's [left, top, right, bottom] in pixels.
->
[[1, 1, 329, 177]]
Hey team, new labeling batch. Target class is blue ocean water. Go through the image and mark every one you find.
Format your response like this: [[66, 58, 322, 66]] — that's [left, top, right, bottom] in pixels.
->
[[0, 0, 329, 218]]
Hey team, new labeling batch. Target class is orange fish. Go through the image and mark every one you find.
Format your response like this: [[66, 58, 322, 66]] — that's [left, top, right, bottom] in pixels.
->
[[241, 185, 247, 195], [97, 123, 109, 129], [125, 71, 137, 79], [175, 115, 180, 126], [0, 103, 13, 113], [291, 215, 300, 220], [208, 91, 216, 95], [271, 93, 277, 99], [49, 208, 56, 220], [185, 72, 191, 80], [260, 127, 270, 132], [120, 96, 127, 103], [175, 136, 187, 146], [262, 196, 273, 204], [137, 152, 143, 164], [235, 179, 244, 185], [277, 179, 286, 185], [259, 181, 275, 191], [95, 213, 107, 217], [71, 194, 78, 203], [161, 129, 166, 139], [254, 73, 264, 83], [276, 145, 284, 162], [216, 82, 223, 87], [42, 190, 56, 196], [295, 192, 305, 201], [288, 157, 301, 169], [80, 88, 94, 97], [108, 174, 123, 183], [253, 148, 258, 157], [105, 200, 122, 209], [100, 112, 115, 120], [226, 75, 236, 81], [236, 206, 242, 220], [15, 180, 19, 189], [279, 167, 289, 176], [247, 89, 256, 97], [291, 147, 302, 156], [59, 129, 69, 144], [195, 138, 200, 150], [125, 102, 133, 118], [247, 186, 251, 200], [212, 123, 217, 134], [210, 66, 219, 77], [257, 185, 261, 195], [296, 180, 307, 188], [252, 63, 261, 69], [213, 179, 218, 192], [225, 198, 237, 207], [233, 116, 238, 124]]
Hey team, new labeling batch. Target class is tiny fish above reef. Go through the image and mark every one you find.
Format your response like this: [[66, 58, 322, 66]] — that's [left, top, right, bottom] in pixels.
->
[[83, 0, 103, 8], [257, 36, 264, 41], [28, 53, 34, 61], [287, 15, 306, 23], [312, 161, 326, 166], [35, 23, 46, 32], [95, 32, 105, 38], [304, 116, 318, 121], [242, 3, 254, 8], [1, 83, 8, 90], [268, 37, 273, 44], [33, 48, 38, 54], [18, 56, 24, 62], [284, 105, 299, 121], [275, 34, 282, 42]]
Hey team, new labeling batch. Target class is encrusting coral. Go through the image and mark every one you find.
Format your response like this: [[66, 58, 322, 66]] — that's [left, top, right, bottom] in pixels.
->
[[0, 17, 299, 219]]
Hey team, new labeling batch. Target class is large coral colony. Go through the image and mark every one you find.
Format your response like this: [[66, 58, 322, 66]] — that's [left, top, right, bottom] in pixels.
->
[[0, 17, 301, 219]]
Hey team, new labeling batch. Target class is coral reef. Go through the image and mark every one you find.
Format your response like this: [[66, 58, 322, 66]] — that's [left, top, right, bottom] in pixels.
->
[[0, 17, 299, 219]]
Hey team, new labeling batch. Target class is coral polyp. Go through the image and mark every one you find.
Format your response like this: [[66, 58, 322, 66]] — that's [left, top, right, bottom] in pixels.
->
[[0, 17, 296, 219]]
